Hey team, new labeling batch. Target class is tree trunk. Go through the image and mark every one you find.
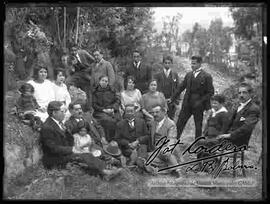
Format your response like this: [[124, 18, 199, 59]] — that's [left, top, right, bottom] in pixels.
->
[[63, 7, 66, 49], [75, 7, 80, 45]]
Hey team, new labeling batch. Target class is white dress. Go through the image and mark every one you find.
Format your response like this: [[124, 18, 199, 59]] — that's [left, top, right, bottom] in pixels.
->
[[27, 79, 55, 122], [52, 82, 72, 122], [73, 133, 92, 154], [120, 89, 142, 111], [52, 82, 71, 107]]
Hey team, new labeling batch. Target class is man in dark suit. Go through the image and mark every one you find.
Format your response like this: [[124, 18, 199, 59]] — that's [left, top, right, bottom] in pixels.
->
[[170, 56, 214, 140], [66, 46, 95, 112], [217, 83, 260, 147], [40, 101, 121, 180], [123, 50, 152, 94], [114, 104, 150, 164], [154, 55, 180, 120], [65, 100, 108, 147]]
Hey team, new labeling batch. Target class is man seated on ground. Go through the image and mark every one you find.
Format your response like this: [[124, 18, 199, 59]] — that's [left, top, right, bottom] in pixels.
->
[[65, 100, 108, 148], [136, 104, 181, 177], [114, 104, 150, 166], [40, 101, 122, 180]]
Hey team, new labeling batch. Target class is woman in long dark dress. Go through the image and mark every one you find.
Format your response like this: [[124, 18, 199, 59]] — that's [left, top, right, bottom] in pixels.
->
[[92, 75, 121, 142]]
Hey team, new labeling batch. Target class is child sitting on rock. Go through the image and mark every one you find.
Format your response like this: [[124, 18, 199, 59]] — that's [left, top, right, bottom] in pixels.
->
[[15, 83, 43, 131]]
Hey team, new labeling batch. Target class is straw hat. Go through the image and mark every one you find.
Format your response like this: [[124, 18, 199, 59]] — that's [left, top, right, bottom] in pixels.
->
[[103, 141, 121, 157]]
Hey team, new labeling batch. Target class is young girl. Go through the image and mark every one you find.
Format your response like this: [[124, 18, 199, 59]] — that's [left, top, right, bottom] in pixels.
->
[[52, 68, 71, 122], [73, 120, 102, 157], [15, 83, 44, 131]]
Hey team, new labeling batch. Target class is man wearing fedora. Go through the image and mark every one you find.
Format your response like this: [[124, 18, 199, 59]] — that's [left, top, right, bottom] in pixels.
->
[[114, 104, 150, 165], [40, 101, 122, 180]]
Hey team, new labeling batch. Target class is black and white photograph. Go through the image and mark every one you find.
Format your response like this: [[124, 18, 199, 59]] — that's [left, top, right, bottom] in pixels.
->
[[3, 2, 266, 200]]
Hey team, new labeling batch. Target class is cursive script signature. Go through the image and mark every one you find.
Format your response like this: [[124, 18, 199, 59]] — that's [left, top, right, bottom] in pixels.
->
[[145, 136, 249, 177]]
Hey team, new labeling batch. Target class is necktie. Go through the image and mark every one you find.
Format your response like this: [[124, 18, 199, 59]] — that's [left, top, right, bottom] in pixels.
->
[[128, 120, 135, 128], [59, 121, 66, 130]]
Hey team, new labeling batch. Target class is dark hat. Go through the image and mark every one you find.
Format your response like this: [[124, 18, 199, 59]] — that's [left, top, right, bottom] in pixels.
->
[[103, 141, 121, 157]]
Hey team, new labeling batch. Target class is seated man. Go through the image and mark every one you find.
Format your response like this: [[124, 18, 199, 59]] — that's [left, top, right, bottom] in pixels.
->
[[114, 104, 150, 165], [217, 83, 260, 148], [40, 101, 121, 180], [65, 100, 108, 148], [137, 104, 181, 177]]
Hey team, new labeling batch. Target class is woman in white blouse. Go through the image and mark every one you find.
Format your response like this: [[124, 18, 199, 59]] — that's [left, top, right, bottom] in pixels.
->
[[120, 75, 143, 118], [52, 68, 72, 122], [27, 65, 55, 121]]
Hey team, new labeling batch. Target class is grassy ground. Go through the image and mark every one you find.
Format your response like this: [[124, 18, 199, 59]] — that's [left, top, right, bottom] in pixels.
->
[[4, 57, 264, 200]]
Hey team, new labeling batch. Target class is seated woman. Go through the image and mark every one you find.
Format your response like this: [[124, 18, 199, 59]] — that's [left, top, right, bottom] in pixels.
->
[[141, 78, 168, 124], [120, 75, 143, 118], [27, 64, 55, 121], [92, 75, 121, 142], [15, 83, 43, 131], [52, 68, 71, 122], [198, 94, 230, 167]]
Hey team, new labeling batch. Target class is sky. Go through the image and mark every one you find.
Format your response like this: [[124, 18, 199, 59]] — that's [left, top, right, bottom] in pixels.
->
[[152, 7, 234, 34]]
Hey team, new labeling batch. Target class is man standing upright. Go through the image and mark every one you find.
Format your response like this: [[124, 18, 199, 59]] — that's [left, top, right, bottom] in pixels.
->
[[170, 56, 214, 140], [154, 55, 180, 120], [92, 50, 115, 88], [123, 50, 152, 94]]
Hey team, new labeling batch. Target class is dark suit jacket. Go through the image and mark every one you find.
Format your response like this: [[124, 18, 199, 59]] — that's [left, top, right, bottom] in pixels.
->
[[123, 61, 152, 94], [76, 49, 95, 69], [65, 113, 105, 146], [115, 117, 149, 149], [227, 100, 260, 147], [154, 70, 180, 101], [171, 70, 214, 111], [40, 117, 74, 169]]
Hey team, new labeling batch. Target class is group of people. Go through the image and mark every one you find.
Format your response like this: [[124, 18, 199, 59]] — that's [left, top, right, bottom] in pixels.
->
[[14, 47, 261, 180]]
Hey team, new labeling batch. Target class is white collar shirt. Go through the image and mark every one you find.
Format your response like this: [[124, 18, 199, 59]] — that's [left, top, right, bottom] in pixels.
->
[[237, 99, 252, 113], [211, 106, 228, 117], [134, 61, 141, 69], [51, 117, 65, 130], [193, 68, 202, 78], [156, 117, 166, 133], [163, 69, 171, 78]]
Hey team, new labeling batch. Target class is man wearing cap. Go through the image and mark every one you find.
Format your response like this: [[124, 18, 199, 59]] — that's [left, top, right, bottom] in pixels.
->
[[170, 56, 214, 143], [41, 101, 121, 180], [114, 104, 150, 165]]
